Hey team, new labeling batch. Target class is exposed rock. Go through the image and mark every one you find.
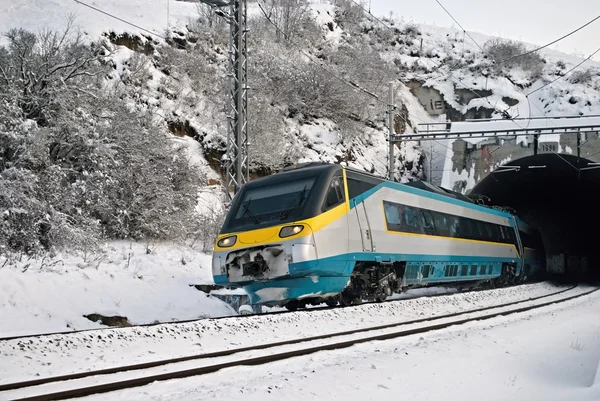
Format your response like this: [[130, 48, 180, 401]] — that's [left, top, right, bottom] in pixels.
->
[[84, 314, 131, 328]]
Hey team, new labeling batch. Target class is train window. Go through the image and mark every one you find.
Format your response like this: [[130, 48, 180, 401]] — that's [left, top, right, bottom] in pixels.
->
[[491, 225, 502, 243], [384, 202, 402, 225], [380, 199, 520, 246], [474, 221, 488, 241], [323, 177, 344, 211], [470, 265, 477, 275], [447, 215, 460, 237], [229, 175, 316, 229], [500, 225, 515, 244], [420, 210, 436, 234], [432, 212, 450, 236], [346, 177, 376, 199], [505, 227, 516, 245], [480, 265, 487, 275], [461, 265, 468, 276], [484, 223, 496, 241], [403, 206, 419, 229], [457, 217, 473, 239]]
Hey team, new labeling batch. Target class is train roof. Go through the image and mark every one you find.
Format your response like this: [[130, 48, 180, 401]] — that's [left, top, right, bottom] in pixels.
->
[[272, 163, 520, 215], [403, 180, 474, 203]]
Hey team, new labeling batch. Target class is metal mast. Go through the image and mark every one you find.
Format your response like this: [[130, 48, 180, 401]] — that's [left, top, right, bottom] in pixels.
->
[[225, 0, 249, 199], [387, 82, 395, 181], [200, 0, 249, 200]]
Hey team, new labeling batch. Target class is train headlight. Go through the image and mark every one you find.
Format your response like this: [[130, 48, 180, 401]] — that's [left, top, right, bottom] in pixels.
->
[[279, 225, 304, 238], [217, 235, 237, 247]]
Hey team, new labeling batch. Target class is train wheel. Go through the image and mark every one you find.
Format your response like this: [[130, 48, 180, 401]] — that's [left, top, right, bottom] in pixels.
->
[[325, 298, 338, 307], [340, 291, 354, 306], [286, 300, 299, 311]]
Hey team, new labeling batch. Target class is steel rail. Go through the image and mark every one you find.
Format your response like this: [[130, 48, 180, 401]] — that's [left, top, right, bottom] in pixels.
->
[[0, 280, 514, 342], [6, 286, 596, 401], [0, 285, 584, 400]]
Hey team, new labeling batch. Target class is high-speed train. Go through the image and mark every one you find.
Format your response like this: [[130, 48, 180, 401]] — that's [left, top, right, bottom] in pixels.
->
[[212, 162, 544, 310]]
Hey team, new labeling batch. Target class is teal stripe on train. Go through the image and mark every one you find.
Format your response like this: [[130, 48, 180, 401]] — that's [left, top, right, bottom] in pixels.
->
[[349, 181, 511, 219], [213, 251, 515, 287]]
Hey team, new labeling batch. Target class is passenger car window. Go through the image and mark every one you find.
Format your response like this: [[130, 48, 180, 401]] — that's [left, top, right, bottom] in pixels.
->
[[404, 206, 419, 228], [384, 202, 402, 224], [421, 210, 436, 233]]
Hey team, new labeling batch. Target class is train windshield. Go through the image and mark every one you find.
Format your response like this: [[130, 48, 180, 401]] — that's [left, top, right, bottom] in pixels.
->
[[226, 175, 316, 231]]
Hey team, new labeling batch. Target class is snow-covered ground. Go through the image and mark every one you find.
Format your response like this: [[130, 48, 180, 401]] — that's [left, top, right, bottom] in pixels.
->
[[0, 241, 236, 338], [76, 285, 600, 401], [0, 282, 573, 383]]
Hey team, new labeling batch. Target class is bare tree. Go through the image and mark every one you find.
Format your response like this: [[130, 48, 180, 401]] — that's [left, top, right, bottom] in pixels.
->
[[260, 0, 311, 43], [0, 20, 105, 125]]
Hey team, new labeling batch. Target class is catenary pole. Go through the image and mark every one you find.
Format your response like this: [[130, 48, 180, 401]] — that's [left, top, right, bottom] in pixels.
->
[[388, 82, 395, 181]]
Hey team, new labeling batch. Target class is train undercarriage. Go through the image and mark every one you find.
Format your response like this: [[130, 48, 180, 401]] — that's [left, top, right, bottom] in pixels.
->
[[284, 261, 524, 311]]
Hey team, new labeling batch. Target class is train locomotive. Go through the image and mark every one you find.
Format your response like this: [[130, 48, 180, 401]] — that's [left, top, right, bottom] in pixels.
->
[[212, 163, 544, 310]]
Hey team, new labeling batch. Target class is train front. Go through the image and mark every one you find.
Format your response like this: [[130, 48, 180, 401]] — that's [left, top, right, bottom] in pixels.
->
[[212, 164, 348, 307]]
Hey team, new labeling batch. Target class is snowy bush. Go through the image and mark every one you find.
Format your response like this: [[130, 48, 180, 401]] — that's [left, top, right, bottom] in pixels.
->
[[0, 27, 202, 255], [332, 0, 366, 32], [0, 24, 105, 126], [569, 68, 594, 85], [259, 0, 313, 43], [484, 38, 544, 80]]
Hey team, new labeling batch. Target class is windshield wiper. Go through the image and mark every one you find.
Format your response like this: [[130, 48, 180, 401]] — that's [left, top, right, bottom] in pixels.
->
[[242, 197, 260, 224], [279, 185, 308, 220]]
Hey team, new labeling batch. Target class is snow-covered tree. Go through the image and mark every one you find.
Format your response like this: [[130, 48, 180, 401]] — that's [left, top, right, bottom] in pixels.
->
[[0, 27, 202, 255]]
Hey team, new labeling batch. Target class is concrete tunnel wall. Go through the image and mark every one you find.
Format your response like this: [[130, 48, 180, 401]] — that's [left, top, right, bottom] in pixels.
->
[[469, 154, 600, 282]]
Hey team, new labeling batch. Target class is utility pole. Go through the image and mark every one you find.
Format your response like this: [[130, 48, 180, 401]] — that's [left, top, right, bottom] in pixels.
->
[[226, 0, 249, 200], [388, 82, 395, 181], [199, 0, 249, 200]]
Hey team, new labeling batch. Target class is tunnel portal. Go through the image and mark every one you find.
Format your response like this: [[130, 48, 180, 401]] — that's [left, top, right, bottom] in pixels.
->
[[470, 153, 600, 282]]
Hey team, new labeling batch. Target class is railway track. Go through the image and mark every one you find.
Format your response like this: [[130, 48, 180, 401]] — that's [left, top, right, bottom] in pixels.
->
[[0, 280, 541, 342], [1, 284, 595, 401]]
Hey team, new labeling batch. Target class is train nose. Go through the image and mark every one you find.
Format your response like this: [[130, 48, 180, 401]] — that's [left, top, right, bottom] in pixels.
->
[[238, 227, 280, 244]]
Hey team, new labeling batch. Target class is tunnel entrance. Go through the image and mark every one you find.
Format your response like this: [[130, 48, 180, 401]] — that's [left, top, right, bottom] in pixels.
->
[[470, 154, 600, 283]]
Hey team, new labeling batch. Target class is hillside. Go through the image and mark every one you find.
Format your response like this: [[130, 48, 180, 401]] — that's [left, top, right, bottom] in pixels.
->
[[1, 0, 600, 331], [2, 0, 599, 188]]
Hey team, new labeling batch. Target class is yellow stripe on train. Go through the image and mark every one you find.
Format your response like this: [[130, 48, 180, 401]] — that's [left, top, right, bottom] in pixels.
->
[[214, 200, 349, 252]]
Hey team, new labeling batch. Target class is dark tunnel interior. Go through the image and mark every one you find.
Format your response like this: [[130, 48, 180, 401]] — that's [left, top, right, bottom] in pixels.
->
[[470, 154, 600, 282]]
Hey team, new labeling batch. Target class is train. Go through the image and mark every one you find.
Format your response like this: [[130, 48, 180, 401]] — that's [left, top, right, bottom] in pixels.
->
[[212, 162, 545, 310]]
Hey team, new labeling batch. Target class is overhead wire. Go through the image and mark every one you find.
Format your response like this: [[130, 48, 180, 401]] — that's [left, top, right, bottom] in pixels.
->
[[526, 45, 600, 97], [429, 0, 593, 173], [73, 0, 167, 40], [497, 14, 600, 66], [73, 0, 466, 175], [433, 0, 483, 51], [346, 0, 521, 126], [256, 2, 452, 142], [345, 0, 527, 178], [257, 0, 383, 103], [255, 0, 459, 177]]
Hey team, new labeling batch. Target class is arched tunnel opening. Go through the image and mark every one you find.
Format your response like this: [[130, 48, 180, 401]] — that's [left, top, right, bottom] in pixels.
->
[[470, 153, 600, 283]]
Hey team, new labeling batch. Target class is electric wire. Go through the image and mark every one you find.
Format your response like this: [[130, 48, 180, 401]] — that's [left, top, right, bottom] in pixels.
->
[[74, 0, 167, 40], [497, 14, 600, 66], [421, 0, 587, 172], [345, 0, 520, 124], [257, 0, 382, 103], [433, 0, 483, 51], [526, 45, 600, 97]]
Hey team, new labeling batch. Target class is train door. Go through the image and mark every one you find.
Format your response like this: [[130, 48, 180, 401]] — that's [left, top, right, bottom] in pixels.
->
[[353, 199, 373, 252]]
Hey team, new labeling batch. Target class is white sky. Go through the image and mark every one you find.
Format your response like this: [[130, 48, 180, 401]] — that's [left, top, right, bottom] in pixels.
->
[[368, 0, 600, 60]]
